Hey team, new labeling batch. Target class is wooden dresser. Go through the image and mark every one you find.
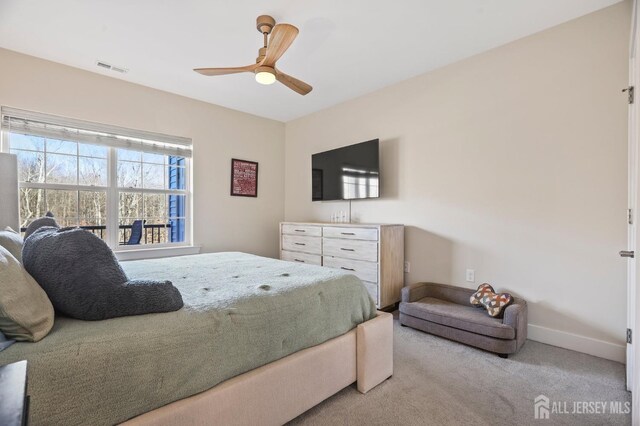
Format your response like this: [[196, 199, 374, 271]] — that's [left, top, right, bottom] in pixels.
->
[[279, 222, 404, 309]]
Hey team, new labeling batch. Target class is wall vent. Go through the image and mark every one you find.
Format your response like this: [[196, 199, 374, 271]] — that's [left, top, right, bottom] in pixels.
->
[[96, 61, 128, 74]]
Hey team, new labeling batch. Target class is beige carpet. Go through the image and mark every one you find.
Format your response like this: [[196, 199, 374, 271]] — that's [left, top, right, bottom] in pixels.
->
[[289, 313, 630, 425]]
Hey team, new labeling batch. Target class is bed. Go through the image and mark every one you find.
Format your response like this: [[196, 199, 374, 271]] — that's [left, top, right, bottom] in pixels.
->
[[0, 252, 393, 425]]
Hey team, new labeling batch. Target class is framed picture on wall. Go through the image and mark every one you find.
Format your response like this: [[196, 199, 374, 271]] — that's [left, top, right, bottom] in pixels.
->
[[230, 158, 258, 197]]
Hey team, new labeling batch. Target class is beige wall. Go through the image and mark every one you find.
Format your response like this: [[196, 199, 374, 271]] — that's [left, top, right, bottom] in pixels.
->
[[285, 2, 631, 355], [0, 47, 285, 258], [0, 2, 631, 359]]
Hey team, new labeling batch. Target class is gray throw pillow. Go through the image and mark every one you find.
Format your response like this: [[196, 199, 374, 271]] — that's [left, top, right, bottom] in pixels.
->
[[24, 212, 58, 239], [22, 219, 184, 321], [0, 245, 54, 342], [0, 226, 23, 263]]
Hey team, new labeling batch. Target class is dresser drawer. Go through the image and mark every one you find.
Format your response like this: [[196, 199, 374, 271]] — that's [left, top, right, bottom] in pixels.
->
[[323, 226, 378, 241], [362, 281, 379, 305], [282, 224, 322, 237], [323, 238, 378, 262], [281, 250, 322, 265], [282, 235, 322, 255], [323, 256, 378, 283]]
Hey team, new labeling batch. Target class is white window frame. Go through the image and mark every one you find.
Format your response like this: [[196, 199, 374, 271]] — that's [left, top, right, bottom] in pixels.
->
[[0, 107, 196, 258]]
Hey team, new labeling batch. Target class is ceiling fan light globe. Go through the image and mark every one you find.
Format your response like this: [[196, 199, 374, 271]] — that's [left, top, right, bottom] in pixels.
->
[[255, 66, 276, 85], [255, 70, 276, 85]]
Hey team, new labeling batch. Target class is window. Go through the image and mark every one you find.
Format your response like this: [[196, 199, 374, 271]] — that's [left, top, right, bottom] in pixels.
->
[[115, 149, 187, 245], [1, 108, 192, 251], [342, 166, 379, 199]]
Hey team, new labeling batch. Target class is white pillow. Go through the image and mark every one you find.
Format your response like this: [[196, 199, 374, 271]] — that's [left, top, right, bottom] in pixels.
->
[[0, 245, 54, 342], [0, 226, 23, 263]]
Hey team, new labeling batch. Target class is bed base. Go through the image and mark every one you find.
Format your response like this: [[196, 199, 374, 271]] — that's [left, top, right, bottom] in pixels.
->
[[122, 311, 392, 426]]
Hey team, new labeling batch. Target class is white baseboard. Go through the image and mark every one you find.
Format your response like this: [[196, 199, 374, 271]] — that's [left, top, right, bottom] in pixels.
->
[[527, 324, 626, 363]]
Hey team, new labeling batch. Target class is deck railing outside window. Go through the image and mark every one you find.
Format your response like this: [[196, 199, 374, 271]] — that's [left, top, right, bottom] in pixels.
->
[[19, 223, 173, 245]]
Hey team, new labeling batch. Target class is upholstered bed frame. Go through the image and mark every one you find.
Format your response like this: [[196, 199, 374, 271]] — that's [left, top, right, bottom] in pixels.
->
[[123, 311, 393, 425]]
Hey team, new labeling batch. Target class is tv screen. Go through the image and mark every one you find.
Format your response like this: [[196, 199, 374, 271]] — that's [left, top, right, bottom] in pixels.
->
[[312, 139, 380, 201]]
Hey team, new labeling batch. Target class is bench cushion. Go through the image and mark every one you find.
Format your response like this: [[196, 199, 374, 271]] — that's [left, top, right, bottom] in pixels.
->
[[400, 297, 515, 340]]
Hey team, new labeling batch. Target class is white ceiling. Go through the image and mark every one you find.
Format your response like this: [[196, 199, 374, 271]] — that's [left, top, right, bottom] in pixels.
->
[[0, 0, 623, 122]]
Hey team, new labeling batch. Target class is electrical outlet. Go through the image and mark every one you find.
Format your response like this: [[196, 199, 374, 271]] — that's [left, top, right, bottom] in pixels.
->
[[404, 261, 410, 273], [466, 269, 475, 283]]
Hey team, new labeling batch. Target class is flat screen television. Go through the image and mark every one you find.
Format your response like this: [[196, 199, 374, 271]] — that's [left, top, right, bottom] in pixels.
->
[[312, 139, 380, 201]]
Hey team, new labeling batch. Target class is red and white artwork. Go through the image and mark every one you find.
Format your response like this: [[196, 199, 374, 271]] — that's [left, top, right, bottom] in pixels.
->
[[230, 159, 258, 197]]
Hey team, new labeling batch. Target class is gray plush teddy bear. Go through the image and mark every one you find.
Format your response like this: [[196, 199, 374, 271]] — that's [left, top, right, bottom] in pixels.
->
[[22, 214, 184, 321]]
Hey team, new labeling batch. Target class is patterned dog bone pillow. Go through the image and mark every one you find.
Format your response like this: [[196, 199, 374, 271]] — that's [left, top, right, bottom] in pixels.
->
[[481, 293, 512, 317], [470, 283, 495, 306], [470, 283, 512, 317]]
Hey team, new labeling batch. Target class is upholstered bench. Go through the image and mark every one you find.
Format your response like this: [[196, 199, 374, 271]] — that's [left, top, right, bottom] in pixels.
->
[[399, 282, 527, 358]]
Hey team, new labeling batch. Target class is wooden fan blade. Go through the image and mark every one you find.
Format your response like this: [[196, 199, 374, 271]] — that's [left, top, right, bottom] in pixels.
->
[[275, 69, 312, 95], [194, 63, 258, 76], [262, 24, 299, 67]]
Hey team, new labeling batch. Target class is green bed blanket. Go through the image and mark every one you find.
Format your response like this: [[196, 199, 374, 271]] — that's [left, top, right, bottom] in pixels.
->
[[0, 252, 376, 425]]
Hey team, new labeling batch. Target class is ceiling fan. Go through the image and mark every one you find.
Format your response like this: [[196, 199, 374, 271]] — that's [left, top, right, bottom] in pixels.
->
[[194, 15, 312, 95]]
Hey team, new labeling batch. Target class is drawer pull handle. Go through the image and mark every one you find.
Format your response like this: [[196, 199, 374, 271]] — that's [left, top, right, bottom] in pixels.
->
[[294, 242, 306, 246], [341, 232, 355, 235], [340, 248, 355, 251], [295, 229, 306, 232], [294, 259, 305, 263], [341, 267, 355, 271]]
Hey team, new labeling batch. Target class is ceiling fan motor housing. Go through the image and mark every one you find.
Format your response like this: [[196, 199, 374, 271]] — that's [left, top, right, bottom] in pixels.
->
[[256, 15, 275, 34], [255, 65, 275, 75], [256, 47, 267, 63]]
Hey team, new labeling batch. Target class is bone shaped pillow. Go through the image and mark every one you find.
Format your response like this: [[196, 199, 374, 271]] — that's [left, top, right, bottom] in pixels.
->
[[470, 283, 512, 317]]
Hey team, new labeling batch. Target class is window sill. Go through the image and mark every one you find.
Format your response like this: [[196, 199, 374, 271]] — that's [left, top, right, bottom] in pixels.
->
[[116, 245, 201, 261]]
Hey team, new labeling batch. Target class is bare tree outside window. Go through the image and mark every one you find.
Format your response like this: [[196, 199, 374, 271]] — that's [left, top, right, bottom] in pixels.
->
[[10, 133, 187, 246]]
